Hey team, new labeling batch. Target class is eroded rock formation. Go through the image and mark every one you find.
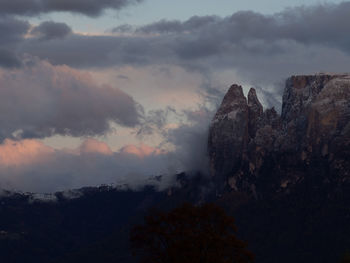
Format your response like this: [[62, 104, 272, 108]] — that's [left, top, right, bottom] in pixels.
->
[[208, 74, 350, 197]]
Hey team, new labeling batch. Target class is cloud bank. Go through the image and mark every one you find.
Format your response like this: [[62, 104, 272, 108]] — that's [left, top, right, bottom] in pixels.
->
[[0, 138, 171, 192], [0, 59, 140, 140], [8, 2, 348, 85], [2, 2, 350, 84], [0, 0, 144, 17], [0, 103, 214, 193]]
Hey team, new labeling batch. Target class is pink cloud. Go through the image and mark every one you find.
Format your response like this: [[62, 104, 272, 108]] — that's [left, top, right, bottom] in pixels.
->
[[0, 139, 54, 166], [79, 138, 113, 155], [0, 138, 166, 168], [0, 138, 115, 167], [120, 144, 166, 158], [0, 138, 172, 192]]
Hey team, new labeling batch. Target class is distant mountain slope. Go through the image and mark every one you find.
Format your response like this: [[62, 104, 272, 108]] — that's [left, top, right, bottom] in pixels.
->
[[0, 186, 168, 263]]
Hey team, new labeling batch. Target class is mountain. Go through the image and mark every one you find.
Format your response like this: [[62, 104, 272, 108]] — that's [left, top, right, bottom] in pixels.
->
[[208, 74, 350, 263], [208, 74, 350, 197]]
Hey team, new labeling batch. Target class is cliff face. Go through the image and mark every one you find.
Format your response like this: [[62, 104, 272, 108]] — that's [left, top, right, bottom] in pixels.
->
[[208, 74, 350, 197]]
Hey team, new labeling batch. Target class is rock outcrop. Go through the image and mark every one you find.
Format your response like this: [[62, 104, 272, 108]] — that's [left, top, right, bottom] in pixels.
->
[[208, 74, 350, 197], [208, 84, 249, 190]]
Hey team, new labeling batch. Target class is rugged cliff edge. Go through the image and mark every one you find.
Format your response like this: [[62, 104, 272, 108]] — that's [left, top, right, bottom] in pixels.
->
[[208, 74, 350, 197]]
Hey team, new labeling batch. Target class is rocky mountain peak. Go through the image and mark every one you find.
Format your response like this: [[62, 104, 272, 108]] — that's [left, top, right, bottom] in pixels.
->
[[281, 74, 340, 123], [208, 84, 249, 190], [208, 74, 350, 197], [211, 84, 247, 123], [247, 88, 262, 109], [247, 88, 263, 138]]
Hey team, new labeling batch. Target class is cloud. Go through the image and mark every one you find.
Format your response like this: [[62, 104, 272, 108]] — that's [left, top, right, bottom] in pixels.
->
[[20, 34, 170, 68], [135, 15, 219, 34], [0, 17, 29, 45], [164, 108, 212, 174], [0, 0, 144, 17], [0, 138, 172, 192], [0, 110, 212, 193], [120, 144, 165, 158], [133, 3, 350, 51], [137, 105, 215, 175], [0, 17, 29, 68], [0, 90, 214, 193], [0, 48, 22, 68], [0, 139, 54, 166], [0, 2, 349, 86], [112, 24, 134, 33], [31, 21, 72, 40], [11, 2, 350, 88], [0, 58, 141, 140], [79, 138, 113, 155]]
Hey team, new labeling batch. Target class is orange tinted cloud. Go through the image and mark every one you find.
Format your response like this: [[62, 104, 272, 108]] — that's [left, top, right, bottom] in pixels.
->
[[0, 138, 114, 167], [79, 138, 113, 155], [0, 139, 165, 168], [0, 138, 175, 192], [0, 139, 54, 166], [120, 144, 166, 158]]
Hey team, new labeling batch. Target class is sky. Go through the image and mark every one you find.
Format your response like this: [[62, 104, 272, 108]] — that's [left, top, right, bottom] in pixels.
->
[[0, 0, 349, 192]]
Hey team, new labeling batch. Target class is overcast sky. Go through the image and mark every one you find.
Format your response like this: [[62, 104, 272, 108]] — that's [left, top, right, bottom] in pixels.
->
[[0, 0, 349, 192], [28, 0, 346, 33]]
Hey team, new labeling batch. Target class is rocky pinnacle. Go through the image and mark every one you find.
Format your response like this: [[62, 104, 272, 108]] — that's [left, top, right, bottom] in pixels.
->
[[208, 74, 350, 197]]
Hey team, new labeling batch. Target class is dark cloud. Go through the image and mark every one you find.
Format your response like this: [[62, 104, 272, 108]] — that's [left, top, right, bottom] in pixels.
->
[[10, 2, 349, 87], [0, 0, 144, 17], [0, 59, 141, 140], [113, 16, 219, 34], [0, 49, 22, 68], [19, 34, 172, 68], [111, 24, 134, 33], [135, 15, 219, 34], [0, 17, 29, 44], [0, 18, 29, 68], [31, 21, 72, 40], [117, 2, 350, 51], [137, 20, 183, 34]]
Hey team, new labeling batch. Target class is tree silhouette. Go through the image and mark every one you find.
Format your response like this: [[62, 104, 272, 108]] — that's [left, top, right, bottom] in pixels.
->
[[340, 252, 350, 263], [130, 202, 255, 263]]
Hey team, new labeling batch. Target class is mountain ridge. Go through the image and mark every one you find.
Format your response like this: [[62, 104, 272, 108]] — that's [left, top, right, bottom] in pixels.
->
[[208, 73, 350, 198]]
